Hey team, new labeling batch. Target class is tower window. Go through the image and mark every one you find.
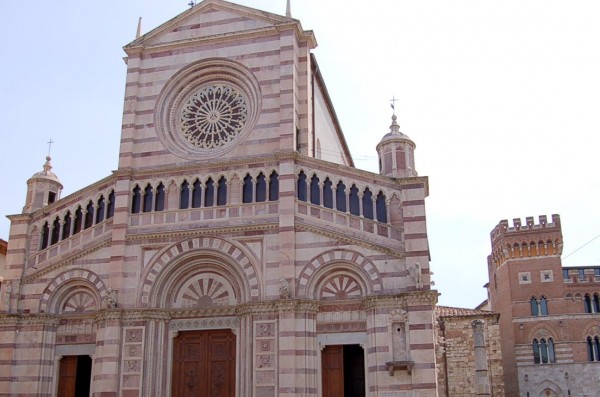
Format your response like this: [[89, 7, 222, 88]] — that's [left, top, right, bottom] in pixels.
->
[[587, 336, 600, 361], [48, 191, 56, 205], [533, 337, 555, 364], [584, 294, 593, 313]]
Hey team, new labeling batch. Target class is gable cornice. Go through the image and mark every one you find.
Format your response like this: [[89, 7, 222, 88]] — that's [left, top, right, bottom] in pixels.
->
[[124, 0, 316, 56]]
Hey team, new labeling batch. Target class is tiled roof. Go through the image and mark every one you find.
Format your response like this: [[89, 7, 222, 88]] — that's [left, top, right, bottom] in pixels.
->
[[436, 305, 498, 318]]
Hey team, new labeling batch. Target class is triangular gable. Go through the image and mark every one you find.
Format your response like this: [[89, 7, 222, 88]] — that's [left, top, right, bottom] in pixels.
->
[[125, 0, 306, 50]]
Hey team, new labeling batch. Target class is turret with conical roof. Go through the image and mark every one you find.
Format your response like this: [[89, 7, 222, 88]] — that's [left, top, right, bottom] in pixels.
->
[[376, 113, 417, 178], [23, 156, 63, 214]]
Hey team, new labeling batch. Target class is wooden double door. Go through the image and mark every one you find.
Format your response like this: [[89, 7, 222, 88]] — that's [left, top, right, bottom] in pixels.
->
[[322, 345, 366, 397], [172, 329, 236, 397]]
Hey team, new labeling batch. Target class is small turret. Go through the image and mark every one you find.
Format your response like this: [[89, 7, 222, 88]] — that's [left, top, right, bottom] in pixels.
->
[[23, 156, 63, 214], [376, 114, 417, 178]]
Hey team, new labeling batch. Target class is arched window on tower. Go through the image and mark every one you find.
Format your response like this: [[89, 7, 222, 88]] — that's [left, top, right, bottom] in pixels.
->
[[376, 191, 387, 223], [362, 188, 373, 220], [539, 296, 549, 316], [594, 294, 600, 313], [84, 201, 95, 229], [297, 172, 307, 202], [256, 173, 266, 202], [268, 171, 279, 201], [106, 190, 115, 219], [587, 336, 600, 361], [243, 174, 253, 203], [217, 176, 227, 206], [533, 337, 555, 364], [584, 294, 593, 313], [131, 185, 141, 214], [310, 174, 320, 205], [530, 297, 539, 316], [349, 185, 360, 216], [96, 196, 105, 224], [323, 178, 333, 209], [204, 178, 214, 207], [335, 181, 346, 212], [180, 180, 190, 209], [143, 184, 153, 213], [62, 211, 72, 240], [155, 183, 165, 211], [192, 179, 202, 208]]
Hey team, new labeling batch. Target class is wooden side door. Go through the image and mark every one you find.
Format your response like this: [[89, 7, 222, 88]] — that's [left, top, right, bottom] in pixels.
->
[[322, 345, 344, 397], [172, 330, 236, 397], [57, 356, 78, 397]]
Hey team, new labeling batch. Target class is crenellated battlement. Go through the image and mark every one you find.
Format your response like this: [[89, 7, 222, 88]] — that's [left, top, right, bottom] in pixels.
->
[[489, 214, 563, 268]]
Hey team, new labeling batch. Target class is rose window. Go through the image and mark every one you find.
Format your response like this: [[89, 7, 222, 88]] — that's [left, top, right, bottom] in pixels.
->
[[180, 85, 248, 149]]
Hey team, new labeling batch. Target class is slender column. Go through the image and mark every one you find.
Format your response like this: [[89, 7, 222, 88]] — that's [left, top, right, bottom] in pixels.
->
[[344, 188, 350, 213], [58, 219, 65, 241], [318, 182, 324, 206], [358, 192, 364, 217], [472, 320, 491, 396]]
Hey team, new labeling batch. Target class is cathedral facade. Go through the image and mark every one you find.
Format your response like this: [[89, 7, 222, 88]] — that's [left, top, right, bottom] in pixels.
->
[[0, 1, 503, 396]]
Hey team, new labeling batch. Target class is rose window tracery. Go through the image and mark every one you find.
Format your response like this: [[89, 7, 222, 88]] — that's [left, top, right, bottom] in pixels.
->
[[180, 85, 248, 149]]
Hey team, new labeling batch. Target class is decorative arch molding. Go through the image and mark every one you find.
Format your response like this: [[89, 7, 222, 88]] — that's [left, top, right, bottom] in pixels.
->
[[40, 269, 106, 314], [298, 249, 382, 298], [580, 323, 600, 340], [139, 237, 260, 307], [527, 324, 557, 341], [534, 380, 563, 397]]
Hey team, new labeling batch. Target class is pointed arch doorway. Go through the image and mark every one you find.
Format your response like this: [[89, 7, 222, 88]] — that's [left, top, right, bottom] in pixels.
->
[[171, 329, 236, 397]]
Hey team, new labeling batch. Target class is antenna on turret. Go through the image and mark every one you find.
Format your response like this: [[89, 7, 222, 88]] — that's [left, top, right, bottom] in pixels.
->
[[46, 138, 54, 156], [286, 0, 291, 17], [188, 1, 196, 8]]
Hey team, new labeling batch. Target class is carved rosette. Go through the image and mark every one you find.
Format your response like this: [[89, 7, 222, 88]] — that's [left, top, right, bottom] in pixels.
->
[[154, 58, 262, 160]]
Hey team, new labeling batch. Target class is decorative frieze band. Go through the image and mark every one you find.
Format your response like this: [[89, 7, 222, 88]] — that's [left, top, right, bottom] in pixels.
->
[[236, 299, 321, 315], [0, 313, 61, 326], [362, 291, 439, 310]]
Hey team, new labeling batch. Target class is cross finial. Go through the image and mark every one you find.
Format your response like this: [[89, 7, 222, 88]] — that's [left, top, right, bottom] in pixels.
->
[[188, 1, 196, 8], [389, 96, 398, 115], [47, 139, 55, 155]]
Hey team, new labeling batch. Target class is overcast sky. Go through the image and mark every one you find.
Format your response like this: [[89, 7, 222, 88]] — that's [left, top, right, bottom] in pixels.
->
[[1, 0, 599, 308]]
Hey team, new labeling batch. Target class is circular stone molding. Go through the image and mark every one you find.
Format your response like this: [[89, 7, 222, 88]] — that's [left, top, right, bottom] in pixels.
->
[[154, 58, 262, 159]]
